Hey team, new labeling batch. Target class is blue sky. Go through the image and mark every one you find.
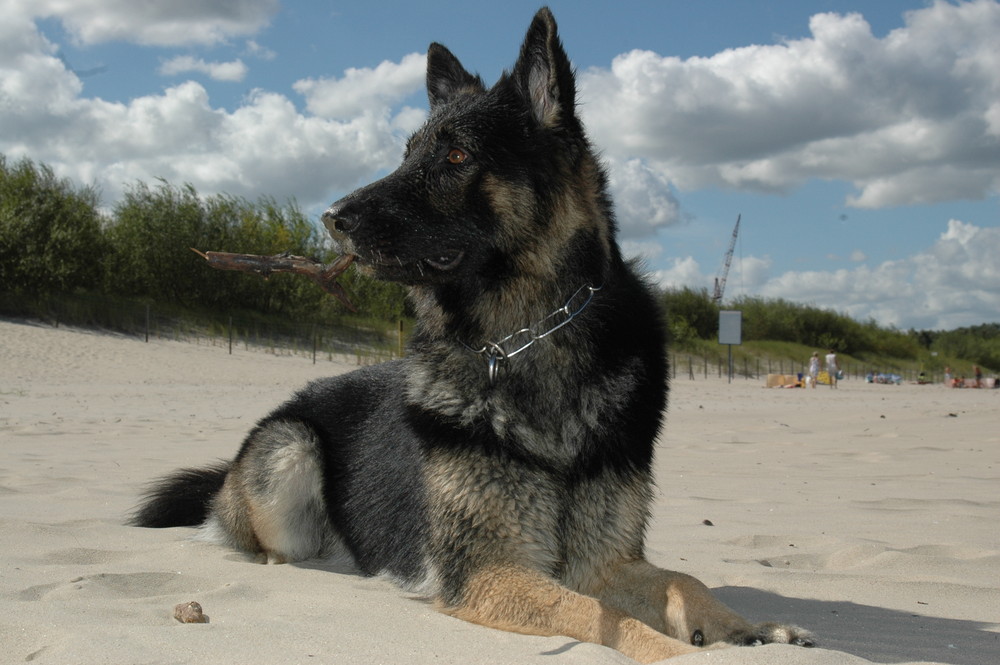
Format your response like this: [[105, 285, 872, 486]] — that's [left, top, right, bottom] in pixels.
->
[[3, 1, 998, 330]]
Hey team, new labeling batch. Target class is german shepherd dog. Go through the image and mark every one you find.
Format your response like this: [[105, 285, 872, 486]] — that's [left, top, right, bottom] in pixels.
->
[[133, 8, 814, 661]]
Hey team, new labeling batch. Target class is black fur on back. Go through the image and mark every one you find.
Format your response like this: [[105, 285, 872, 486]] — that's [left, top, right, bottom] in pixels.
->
[[129, 462, 230, 528]]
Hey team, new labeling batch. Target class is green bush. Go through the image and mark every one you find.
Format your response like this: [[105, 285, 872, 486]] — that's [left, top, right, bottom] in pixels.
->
[[660, 287, 719, 345], [1, 153, 409, 325], [0, 155, 106, 294]]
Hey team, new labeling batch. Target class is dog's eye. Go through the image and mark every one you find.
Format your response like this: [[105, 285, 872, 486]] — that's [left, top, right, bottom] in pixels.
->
[[446, 148, 469, 165], [691, 629, 704, 646]]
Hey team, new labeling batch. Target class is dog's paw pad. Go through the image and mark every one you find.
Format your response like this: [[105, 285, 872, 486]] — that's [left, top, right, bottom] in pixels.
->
[[753, 623, 815, 648], [733, 623, 815, 648]]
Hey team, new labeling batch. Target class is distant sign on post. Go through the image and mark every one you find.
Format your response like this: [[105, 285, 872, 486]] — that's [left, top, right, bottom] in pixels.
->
[[718, 310, 742, 345]]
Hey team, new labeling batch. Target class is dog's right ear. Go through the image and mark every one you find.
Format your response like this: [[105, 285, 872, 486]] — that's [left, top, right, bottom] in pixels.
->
[[426, 43, 485, 109]]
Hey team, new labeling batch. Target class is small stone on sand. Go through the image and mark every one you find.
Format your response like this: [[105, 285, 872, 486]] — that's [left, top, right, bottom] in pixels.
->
[[174, 601, 209, 624]]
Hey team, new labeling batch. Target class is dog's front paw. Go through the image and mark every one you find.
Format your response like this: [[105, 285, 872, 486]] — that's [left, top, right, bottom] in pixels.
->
[[732, 622, 815, 648]]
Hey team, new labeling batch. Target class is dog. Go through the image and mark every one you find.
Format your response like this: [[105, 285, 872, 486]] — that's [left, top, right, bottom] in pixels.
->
[[132, 8, 814, 662]]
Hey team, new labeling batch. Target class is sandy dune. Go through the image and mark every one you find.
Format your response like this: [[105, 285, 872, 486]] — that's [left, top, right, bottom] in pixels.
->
[[1, 318, 996, 664]]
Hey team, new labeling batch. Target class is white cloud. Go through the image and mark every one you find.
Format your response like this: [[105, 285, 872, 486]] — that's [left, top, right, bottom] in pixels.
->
[[243, 39, 276, 61], [0, 7, 80, 110], [579, 0, 1000, 209], [0, 2, 415, 208], [731, 255, 773, 292], [159, 56, 248, 82], [655, 254, 773, 300], [293, 53, 427, 120], [604, 157, 681, 241], [390, 106, 429, 135], [25, 80, 406, 207], [651, 256, 709, 292], [28, 0, 279, 46], [756, 220, 999, 330]]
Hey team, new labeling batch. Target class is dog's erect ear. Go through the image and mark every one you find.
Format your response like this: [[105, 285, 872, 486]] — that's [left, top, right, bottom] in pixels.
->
[[512, 7, 576, 128], [426, 43, 485, 109]]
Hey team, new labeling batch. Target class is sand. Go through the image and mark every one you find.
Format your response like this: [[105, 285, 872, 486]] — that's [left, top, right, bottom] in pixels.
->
[[1, 317, 997, 665]]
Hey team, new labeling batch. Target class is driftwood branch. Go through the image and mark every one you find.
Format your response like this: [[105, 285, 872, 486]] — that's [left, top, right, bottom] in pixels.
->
[[191, 248, 357, 312]]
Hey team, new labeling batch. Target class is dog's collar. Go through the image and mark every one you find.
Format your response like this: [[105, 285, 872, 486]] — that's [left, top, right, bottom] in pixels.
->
[[463, 284, 602, 385]]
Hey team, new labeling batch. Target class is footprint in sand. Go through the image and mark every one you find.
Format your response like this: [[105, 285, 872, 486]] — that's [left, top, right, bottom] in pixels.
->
[[42, 548, 135, 566], [18, 571, 214, 602], [740, 541, 1000, 582]]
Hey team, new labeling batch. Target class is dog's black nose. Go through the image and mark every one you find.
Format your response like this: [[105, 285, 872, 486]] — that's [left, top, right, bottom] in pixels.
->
[[321, 205, 360, 236]]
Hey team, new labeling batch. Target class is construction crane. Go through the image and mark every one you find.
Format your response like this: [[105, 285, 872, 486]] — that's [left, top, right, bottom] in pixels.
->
[[711, 214, 741, 303]]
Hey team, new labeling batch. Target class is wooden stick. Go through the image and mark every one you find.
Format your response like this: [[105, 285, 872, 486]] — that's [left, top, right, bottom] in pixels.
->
[[191, 248, 357, 312]]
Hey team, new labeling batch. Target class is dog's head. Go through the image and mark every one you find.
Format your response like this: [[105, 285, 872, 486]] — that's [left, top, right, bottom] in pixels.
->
[[322, 8, 614, 290]]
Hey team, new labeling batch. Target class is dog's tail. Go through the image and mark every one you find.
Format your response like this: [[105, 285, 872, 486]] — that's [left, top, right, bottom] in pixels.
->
[[129, 462, 230, 528]]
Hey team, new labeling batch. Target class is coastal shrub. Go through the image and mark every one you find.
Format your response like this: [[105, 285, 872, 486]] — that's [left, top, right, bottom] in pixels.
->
[[0, 155, 106, 294]]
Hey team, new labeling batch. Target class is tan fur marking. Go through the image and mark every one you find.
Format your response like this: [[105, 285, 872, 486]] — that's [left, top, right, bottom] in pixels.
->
[[475, 167, 609, 336], [482, 175, 537, 254], [210, 472, 263, 554], [595, 559, 754, 645], [448, 564, 700, 663]]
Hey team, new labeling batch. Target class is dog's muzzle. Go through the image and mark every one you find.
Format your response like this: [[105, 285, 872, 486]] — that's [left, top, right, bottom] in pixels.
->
[[320, 202, 465, 276]]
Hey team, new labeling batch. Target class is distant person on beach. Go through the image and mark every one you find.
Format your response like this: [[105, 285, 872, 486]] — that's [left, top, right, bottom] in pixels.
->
[[825, 350, 839, 388], [808, 352, 820, 389], [944, 366, 952, 386], [973, 365, 982, 388]]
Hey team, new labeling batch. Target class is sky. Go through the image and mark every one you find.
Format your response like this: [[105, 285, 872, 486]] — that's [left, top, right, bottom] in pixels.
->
[[2, 0, 998, 332]]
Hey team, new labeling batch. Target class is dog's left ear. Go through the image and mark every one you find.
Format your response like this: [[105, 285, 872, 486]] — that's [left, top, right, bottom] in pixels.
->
[[512, 7, 576, 129], [427, 43, 485, 109]]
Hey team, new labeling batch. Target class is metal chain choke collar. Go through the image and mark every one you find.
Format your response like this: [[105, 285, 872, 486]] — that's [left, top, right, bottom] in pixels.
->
[[464, 284, 602, 384]]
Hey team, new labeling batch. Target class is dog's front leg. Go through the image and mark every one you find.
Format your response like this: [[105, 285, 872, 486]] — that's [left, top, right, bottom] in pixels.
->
[[443, 563, 699, 663], [597, 559, 815, 649]]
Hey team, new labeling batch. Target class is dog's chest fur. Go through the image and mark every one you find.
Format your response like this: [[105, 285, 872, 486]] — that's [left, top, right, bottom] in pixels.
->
[[401, 338, 653, 599], [405, 340, 642, 465], [422, 441, 651, 597]]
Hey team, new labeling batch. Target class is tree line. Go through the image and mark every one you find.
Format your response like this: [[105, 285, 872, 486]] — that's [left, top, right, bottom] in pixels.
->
[[2, 154, 997, 371], [662, 287, 999, 371], [0, 154, 407, 323]]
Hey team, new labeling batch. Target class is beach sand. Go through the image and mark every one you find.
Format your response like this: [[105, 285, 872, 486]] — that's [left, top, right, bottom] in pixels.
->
[[1, 318, 997, 664]]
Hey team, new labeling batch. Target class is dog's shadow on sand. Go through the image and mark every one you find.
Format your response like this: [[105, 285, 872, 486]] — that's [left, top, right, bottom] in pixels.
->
[[286, 562, 991, 664], [715, 586, 995, 665]]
